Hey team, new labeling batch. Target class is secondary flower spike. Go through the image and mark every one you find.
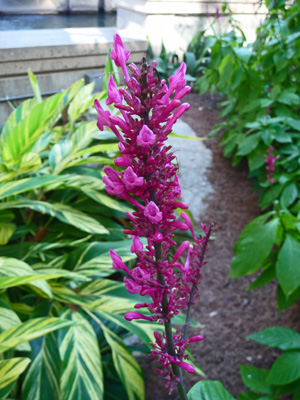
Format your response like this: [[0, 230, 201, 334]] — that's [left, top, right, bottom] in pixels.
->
[[95, 33, 212, 396]]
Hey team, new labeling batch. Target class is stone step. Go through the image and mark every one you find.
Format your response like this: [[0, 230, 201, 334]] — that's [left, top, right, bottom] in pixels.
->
[[0, 27, 147, 123]]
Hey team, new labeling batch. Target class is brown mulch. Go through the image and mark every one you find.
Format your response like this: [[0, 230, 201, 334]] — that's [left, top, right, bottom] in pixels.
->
[[142, 92, 300, 399]]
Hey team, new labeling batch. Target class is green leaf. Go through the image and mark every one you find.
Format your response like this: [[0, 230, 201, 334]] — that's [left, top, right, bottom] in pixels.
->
[[0, 80, 83, 164], [0, 304, 20, 333], [247, 265, 276, 290], [0, 302, 30, 351], [68, 82, 95, 127], [1, 98, 36, 140], [234, 47, 252, 63], [239, 365, 272, 394], [59, 309, 104, 400], [95, 310, 153, 350], [248, 327, 300, 351], [101, 324, 145, 400], [237, 393, 260, 400], [0, 257, 52, 296], [28, 70, 42, 104], [248, 146, 267, 171], [231, 218, 278, 277], [276, 234, 300, 295], [277, 91, 300, 106], [237, 134, 260, 156], [0, 223, 16, 245], [267, 352, 300, 385], [0, 358, 31, 398], [280, 183, 298, 208], [188, 381, 235, 400], [71, 122, 99, 150], [22, 333, 61, 400], [0, 317, 77, 352], [0, 175, 69, 200], [277, 285, 300, 312], [0, 200, 109, 235], [49, 140, 72, 171]]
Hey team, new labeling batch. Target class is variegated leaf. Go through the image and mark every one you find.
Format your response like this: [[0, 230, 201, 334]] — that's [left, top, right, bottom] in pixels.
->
[[0, 300, 30, 351], [0, 317, 77, 352], [102, 325, 145, 400], [22, 332, 61, 400], [0, 257, 52, 297], [59, 309, 104, 400], [0, 358, 31, 398], [0, 200, 109, 234], [0, 223, 16, 245], [0, 79, 83, 164]]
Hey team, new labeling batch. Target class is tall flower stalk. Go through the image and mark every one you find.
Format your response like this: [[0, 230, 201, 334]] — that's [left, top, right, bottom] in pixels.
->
[[95, 34, 212, 398]]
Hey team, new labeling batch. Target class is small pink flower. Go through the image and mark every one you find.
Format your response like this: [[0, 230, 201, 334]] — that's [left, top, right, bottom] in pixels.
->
[[173, 361, 195, 374], [110, 250, 130, 274], [188, 335, 204, 343], [106, 75, 123, 105], [103, 166, 126, 196], [137, 125, 156, 147], [124, 277, 142, 294], [110, 34, 130, 82], [144, 201, 163, 224], [124, 312, 153, 321], [131, 236, 144, 253], [123, 167, 144, 191], [131, 267, 151, 282], [172, 241, 190, 264]]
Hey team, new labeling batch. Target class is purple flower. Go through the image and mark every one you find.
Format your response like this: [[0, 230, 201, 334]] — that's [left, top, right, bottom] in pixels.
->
[[144, 201, 163, 224], [137, 125, 156, 147], [110, 34, 130, 82], [96, 34, 212, 395], [264, 146, 280, 184]]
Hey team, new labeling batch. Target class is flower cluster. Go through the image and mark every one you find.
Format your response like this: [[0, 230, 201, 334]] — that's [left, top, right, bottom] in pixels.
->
[[150, 331, 203, 394], [264, 145, 280, 184], [95, 34, 211, 394]]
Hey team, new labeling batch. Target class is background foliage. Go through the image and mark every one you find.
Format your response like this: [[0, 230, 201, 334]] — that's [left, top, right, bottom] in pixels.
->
[[187, 0, 300, 398]]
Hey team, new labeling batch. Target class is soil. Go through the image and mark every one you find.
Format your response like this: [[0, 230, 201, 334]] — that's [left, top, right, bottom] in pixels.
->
[[141, 92, 300, 399]]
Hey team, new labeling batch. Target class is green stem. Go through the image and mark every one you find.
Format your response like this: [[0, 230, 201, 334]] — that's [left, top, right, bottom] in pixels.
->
[[154, 242, 188, 400]]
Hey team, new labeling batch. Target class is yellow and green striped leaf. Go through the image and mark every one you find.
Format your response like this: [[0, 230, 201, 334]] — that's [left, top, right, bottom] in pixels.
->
[[0, 223, 16, 245], [0, 79, 84, 165], [0, 301, 30, 351], [59, 309, 104, 400], [0, 175, 69, 200], [1, 98, 36, 139], [0, 317, 78, 353], [0, 257, 52, 297], [102, 325, 145, 400], [22, 332, 61, 400], [68, 82, 95, 127], [0, 200, 109, 234], [0, 358, 31, 399]]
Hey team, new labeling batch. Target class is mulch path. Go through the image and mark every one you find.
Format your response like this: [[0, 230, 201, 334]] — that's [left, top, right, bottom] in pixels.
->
[[142, 92, 300, 399]]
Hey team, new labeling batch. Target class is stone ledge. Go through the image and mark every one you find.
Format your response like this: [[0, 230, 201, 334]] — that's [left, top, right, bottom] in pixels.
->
[[0, 27, 147, 62], [0, 27, 147, 122]]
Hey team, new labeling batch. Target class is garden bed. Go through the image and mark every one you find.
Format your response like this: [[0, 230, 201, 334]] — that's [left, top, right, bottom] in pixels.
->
[[143, 92, 300, 399]]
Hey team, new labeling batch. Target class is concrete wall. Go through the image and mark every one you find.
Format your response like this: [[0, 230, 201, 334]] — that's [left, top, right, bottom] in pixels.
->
[[113, 0, 268, 55], [0, 27, 147, 123]]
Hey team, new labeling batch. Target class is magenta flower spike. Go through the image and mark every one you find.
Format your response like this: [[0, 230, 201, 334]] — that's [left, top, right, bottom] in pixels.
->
[[95, 34, 212, 398], [264, 146, 280, 184]]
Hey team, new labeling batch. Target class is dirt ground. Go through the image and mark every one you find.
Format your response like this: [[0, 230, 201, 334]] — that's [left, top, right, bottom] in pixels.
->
[[141, 92, 300, 399]]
